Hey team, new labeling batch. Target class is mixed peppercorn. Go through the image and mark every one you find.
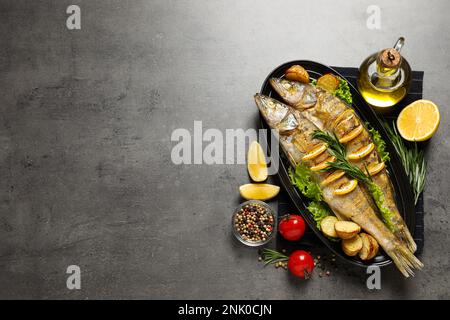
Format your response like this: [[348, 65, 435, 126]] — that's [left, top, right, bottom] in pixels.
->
[[234, 203, 274, 242]]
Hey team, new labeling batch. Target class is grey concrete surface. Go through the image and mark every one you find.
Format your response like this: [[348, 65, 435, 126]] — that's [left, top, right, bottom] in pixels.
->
[[0, 0, 449, 299]]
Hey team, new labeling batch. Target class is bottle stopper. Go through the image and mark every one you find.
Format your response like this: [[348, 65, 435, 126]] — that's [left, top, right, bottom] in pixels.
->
[[379, 48, 402, 68]]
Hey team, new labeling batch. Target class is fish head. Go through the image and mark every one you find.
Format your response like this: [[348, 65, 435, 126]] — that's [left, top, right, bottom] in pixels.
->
[[276, 111, 298, 134], [254, 94, 289, 127], [270, 78, 317, 109], [279, 134, 303, 166]]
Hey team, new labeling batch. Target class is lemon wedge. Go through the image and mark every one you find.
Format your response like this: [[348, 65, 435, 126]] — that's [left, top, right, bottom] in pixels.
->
[[247, 141, 268, 182], [239, 184, 280, 201], [310, 156, 335, 171], [333, 179, 358, 196], [339, 125, 363, 143], [397, 100, 440, 141], [367, 162, 385, 176], [347, 143, 374, 160], [321, 170, 346, 186], [302, 144, 327, 161]]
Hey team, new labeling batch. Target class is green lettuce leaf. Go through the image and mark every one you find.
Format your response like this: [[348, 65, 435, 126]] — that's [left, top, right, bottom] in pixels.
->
[[288, 163, 322, 202], [310, 76, 352, 104], [307, 201, 340, 241], [367, 182, 396, 232], [367, 124, 390, 162], [289, 163, 339, 240], [334, 77, 352, 105], [307, 201, 330, 229]]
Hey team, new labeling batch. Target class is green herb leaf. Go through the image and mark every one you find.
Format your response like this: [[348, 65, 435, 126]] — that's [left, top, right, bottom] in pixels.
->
[[367, 182, 396, 232], [312, 130, 370, 183], [384, 121, 426, 204], [307, 201, 340, 241], [289, 163, 322, 202], [311, 130, 346, 159], [260, 248, 288, 266], [307, 201, 331, 229], [289, 161, 338, 231], [366, 123, 390, 162], [334, 77, 352, 105], [313, 129, 398, 230], [310, 77, 352, 105]]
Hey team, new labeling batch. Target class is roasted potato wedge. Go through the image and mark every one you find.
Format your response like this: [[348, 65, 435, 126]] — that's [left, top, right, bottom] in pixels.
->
[[285, 65, 309, 83], [320, 216, 338, 238], [334, 221, 361, 239], [317, 73, 340, 92], [359, 233, 379, 260], [342, 235, 363, 256]]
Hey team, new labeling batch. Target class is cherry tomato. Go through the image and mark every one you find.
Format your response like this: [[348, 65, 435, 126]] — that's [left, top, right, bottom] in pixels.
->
[[278, 214, 306, 241], [288, 250, 314, 279]]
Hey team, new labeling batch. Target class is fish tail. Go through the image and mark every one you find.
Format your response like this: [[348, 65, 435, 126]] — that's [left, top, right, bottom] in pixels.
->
[[395, 225, 417, 253], [389, 244, 423, 278], [375, 194, 418, 253], [385, 208, 417, 253]]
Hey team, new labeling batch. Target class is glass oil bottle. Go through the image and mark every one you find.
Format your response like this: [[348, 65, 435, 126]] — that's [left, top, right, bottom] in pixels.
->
[[357, 37, 412, 113]]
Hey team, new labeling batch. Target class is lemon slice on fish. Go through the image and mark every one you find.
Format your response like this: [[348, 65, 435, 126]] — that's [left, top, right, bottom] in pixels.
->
[[397, 99, 440, 141], [367, 162, 385, 176], [333, 179, 358, 196], [239, 184, 280, 201], [347, 143, 375, 160], [339, 125, 364, 143], [247, 141, 268, 182], [302, 144, 327, 161], [332, 109, 354, 129], [321, 170, 346, 186], [310, 156, 335, 171]]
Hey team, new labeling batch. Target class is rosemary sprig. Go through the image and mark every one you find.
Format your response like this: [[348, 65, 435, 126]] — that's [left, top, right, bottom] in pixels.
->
[[311, 130, 346, 158], [312, 129, 397, 231], [259, 248, 288, 266], [312, 130, 370, 183], [384, 121, 426, 204]]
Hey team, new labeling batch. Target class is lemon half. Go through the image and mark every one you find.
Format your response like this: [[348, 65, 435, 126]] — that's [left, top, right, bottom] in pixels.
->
[[397, 100, 440, 141]]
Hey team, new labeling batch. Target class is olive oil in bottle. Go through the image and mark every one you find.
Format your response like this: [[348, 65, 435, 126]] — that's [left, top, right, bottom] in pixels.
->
[[357, 37, 412, 113]]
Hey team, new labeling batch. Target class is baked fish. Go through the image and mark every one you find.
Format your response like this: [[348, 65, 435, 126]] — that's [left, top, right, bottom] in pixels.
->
[[270, 78, 417, 253], [254, 93, 423, 277]]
